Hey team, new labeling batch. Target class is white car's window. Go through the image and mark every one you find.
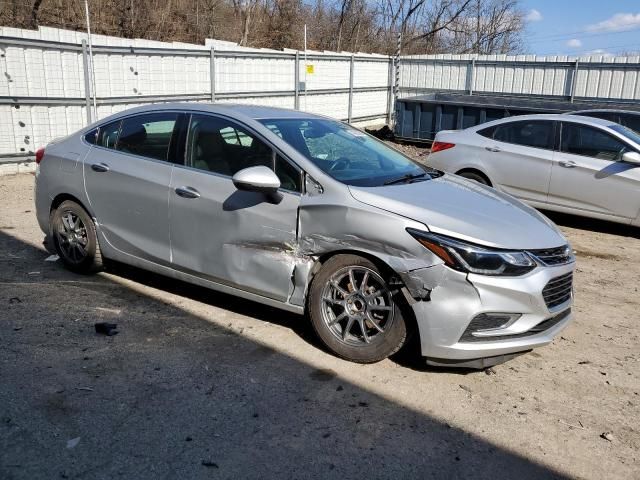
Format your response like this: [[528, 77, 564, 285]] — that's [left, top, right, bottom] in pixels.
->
[[560, 123, 628, 161], [492, 121, 554, 150], [260, 118, 438, 187], [115, 113, 179, 161]]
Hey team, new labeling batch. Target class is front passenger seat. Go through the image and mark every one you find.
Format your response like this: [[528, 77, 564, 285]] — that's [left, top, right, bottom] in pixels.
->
[[194, 130, 231, 175]]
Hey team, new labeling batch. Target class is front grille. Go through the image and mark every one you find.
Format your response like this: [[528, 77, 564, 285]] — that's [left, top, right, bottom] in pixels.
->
[[542, 272, 573, 309], [459, 309, 571, 343], [528, 245, 574, 266]]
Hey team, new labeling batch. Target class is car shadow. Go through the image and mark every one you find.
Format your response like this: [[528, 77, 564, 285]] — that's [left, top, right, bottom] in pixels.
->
[[541, 210, 640, 239], [1, 230, 568, 479]]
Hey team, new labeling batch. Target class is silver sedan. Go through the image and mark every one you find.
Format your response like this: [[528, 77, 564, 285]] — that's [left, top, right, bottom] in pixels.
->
[[428, 114, 640, 226], [35, 104, 575, 367]]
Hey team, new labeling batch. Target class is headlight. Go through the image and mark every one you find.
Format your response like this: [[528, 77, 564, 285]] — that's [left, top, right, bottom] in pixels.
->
[[407, 228, 536, 276]]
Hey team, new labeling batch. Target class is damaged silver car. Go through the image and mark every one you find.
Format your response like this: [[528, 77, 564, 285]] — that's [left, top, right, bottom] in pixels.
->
[[34, 103, 575, 367]]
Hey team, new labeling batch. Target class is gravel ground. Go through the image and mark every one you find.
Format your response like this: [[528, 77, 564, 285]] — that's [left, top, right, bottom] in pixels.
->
[[1, 173, 638, 479]]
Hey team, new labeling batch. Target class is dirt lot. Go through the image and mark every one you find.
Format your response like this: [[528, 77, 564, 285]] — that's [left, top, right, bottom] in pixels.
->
[[1, 172, 638, 479]]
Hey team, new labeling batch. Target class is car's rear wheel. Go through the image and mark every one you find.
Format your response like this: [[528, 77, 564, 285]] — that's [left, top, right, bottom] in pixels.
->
[[50, 200, 103, 274], [308, 254, 407, 363], [458, 170, 490, 186]]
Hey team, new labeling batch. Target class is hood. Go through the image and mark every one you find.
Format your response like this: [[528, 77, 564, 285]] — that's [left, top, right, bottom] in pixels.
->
[[348, 174, 566, 250]]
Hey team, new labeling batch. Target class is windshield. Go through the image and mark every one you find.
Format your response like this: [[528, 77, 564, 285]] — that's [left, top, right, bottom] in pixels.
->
[[259, 118, 439, 186], [609, 123, 640, 146]]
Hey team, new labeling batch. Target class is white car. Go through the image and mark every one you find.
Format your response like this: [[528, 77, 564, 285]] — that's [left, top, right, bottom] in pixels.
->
[[428, 114, 640, 226]]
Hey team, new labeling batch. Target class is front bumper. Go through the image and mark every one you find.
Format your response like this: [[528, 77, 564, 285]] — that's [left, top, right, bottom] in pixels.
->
[[408, 261, 574, 362]]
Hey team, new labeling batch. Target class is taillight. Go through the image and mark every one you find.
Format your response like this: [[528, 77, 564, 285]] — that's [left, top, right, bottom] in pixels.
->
[[431, 141, 455, 153], [35, 147, 45, 164]]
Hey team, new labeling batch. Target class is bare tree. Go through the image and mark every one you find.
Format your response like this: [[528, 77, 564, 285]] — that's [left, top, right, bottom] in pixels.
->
[[0, 0, 526, 54], [233, 0, 260, 46]]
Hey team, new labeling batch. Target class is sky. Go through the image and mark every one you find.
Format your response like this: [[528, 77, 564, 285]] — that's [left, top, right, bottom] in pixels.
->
[[521, 1, 640, 56]]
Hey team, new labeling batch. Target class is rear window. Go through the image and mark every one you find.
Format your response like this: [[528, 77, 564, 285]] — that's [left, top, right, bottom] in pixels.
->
[[84, 128, 98, 145], [493, 120, 554, 150], [477, 126, 495, 139], [115, 113, 179, 162], [96, 120, 121, 149]]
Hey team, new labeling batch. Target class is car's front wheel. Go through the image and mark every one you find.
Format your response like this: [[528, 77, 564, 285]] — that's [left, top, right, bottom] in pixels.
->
[[50, 200, 103, 274], [308, 254, 408, 363]]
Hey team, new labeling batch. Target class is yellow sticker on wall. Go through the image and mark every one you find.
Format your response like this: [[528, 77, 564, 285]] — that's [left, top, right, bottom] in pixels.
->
[[306, 64, 314, 74]]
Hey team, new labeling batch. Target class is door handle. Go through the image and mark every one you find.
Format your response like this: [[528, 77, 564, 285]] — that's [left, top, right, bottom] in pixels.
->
[[559, 160, 577, 168], [91, 163, 110, 172], [175, 186, 201, 199], [485, 146, 501, 152]]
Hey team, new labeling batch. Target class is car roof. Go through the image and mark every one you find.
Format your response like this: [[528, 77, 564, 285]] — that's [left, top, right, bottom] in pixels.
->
[[570, 109, 640, 116], [104, 102, 328, 121], [470, 113, 617, 130]]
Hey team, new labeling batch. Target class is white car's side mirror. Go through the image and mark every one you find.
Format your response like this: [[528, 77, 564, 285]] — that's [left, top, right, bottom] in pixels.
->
[[622, 151, 640, 165]]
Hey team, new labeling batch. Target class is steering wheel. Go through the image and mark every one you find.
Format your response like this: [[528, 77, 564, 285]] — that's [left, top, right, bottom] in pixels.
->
[[328, 157, 351, 172]]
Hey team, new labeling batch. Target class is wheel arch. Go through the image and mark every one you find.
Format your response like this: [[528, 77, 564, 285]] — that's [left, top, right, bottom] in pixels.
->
[[50, 192, 93, 216], [455, 168, 493, 186], [302, 248, 417, 322], [314, 249, 401, 281]]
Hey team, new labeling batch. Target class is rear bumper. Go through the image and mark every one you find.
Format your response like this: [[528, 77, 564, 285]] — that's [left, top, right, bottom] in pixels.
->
[[34, 168, 50, 235], [409, 262, 574, 363]]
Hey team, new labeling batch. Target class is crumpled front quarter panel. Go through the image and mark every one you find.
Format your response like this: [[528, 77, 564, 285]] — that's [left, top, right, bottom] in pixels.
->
[[298, 192, 441, 276]]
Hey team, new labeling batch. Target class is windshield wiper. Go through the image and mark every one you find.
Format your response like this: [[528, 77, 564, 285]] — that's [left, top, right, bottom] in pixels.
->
[[383, 172, 427, 186]]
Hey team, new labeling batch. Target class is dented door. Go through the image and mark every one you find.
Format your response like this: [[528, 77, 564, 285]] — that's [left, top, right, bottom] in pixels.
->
[[168, 166, 300, 301]]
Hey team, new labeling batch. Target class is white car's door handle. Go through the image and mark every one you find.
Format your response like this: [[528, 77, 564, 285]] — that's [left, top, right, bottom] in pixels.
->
[[175, 186, 201, 199], [485, 146, 501, 152], [91, 163, 110, 172], [559, 160, 577, 168]]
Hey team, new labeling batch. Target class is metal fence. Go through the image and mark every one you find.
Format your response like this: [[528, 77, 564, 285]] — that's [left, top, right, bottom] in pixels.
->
[[398, 54, 640, 102], [3, 26, 640, 161], [0, 27, 393, 159]]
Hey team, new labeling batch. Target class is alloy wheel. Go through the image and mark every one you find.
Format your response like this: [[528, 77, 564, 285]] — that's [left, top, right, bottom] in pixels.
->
[[55, 210, 89, 264], [321, 266, 395, 347]]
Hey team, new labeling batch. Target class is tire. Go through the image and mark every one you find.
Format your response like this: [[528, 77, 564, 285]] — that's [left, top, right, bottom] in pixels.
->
[[308, 254, 407, 363], [50, 200, 103, 274], [458, 170, 490, 186]]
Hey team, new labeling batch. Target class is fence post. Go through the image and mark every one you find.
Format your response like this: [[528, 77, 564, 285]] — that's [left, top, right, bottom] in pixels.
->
[[210, 46, 216, 102], [386, 57, 394, 125], [468, 59, 475, 96], [348, 54, 355, 123], [394, 32, 401, 106], [570, 60, 579, 102], [81, 40, 93, 124], [294, 51, 300, 110]]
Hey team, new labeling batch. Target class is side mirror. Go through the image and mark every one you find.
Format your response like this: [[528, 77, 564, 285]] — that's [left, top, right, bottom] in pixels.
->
[[232, 166, 282, 202], [622, 151, 640, 165]]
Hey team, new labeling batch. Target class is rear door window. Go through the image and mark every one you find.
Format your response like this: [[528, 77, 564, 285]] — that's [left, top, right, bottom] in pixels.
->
[[492, 120, 555, 150], [560, 123, 628, 161], [96, 120, 121, 149], [115, 112, 180, 162]]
